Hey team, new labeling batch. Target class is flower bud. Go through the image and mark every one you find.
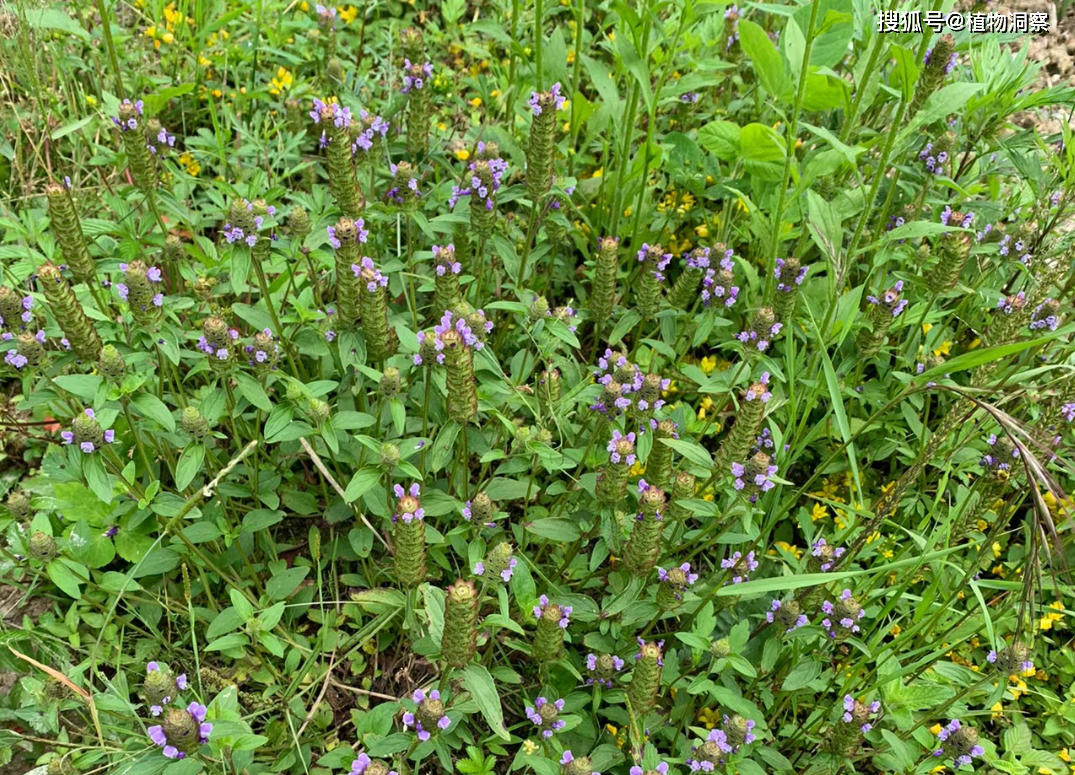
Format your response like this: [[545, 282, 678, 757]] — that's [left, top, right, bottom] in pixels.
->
[[379, 442, 401, 471], [37, 263, 102, 361], [627, 639, 663, 714], [589, 236, 620, 327], [28, 530, 57, 561], [286, 206, 311, 241], [467, 491, 496, 523], [379, 367, 402, 398], [6, 489, 31, 518], [180, 407, 211, 440], [440, 579, 479, 668], [624, 482, 667, 575], [98, 344, 126, 380], [710, 637, 731, 659]]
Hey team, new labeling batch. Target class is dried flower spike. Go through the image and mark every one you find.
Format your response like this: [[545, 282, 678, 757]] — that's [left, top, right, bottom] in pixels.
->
[[37, 263, 102, 361], [440, 579, 479, 668], [45, 181, 96, 282]]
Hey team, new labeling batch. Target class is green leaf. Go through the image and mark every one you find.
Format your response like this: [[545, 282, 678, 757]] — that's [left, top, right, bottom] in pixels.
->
[[24, 8, 90, 40], [229, 589, 255, 622], [920, 332, 1068, 379], [460, 665, 510, 740], [47, 559, 83, 599], [233, 372, 272, 412], [205, 633, 248, 653], [781, 658, 821, 691], [266, 566, 309, 600], [526, 518, 581, 542], [738, 20, 791, 102], [698, 120, 741, 161], [660, 438, 713, 468], [175, 444, 205, 490], [264, 405, 295, 442], [131, 393, 176, 432], [344, 468, 381, 502], [52, 374, 102, 401], [81, 454, 113, 504]]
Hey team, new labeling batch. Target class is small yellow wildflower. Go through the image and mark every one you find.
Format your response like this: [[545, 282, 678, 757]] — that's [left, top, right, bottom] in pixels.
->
[[882, 548, 893, 559], [299, 0, 309, 10], [469, 97, 482, 107], [700, 355, 717, 374], [437, 122, 448, 132], [991, 702, 1004, 719], [697, 707, 721, 730], [629, 460, 646, 477], [890, 623, 902, 637], [662, 380, 677, 397], [211, 88, 223, 98], [522, 740, 539, 755], [85, 95, 97, 107], [968, 337, 981, 349], [591, 167, 603, 178], [772, 541, 802, 559], [455, 149, 471, 161], [1040, 601, 1065, 631], [697, 396, 715, 421], [922, 322, 933, 334], [198, 55, 212, 67], [491, 89, 501, 97], [1009, 678, 1028, 700], [623, 206, 633, 217], [567, 50, 575, 64], [934, 340, 952, 356], [179, 152, 201, 176], [269, 66, 293, 97], [929, 724, 943, 736], [695, 223, 710, 237], [811, 503, 828, 522], [338, 5, 357, 22], [931, 766, 947, 774], [866, 531, 881, 544]]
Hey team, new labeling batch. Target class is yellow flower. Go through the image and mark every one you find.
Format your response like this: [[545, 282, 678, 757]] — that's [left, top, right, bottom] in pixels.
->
[[629, 460, 646, 477], [882, 548, 893, 559], [695, 223, 710, 238], [179, 152, 201, 176], [591, 167, 603, 178], [992, 542, 1002, 558], [198, 55, 212, 67], [436, 122, 447, 131], [866, 531, 881, 544], [85, 95, 97, 107], [623, 206, 633, 217], [605, 723, 629, 748], [697, 707, 721, 730], [299, 0, 309, 9], [491, 89, 501, 97], [773, 541, 802, 559], [455, 149, 471, 161], [811, 503, 828, 522], [701, 355, 717, 374], [1009, 678, 1028, 699], [1039, 601, 1065, 631], [929, 724, 943, 736], [469, 97, 482, 107], [522, 740, 539, 755], [338, 4, 357, 22], [269, 66, 293, 97], [933, 340, 952, 356], [662, 380, 677, 397], [890, 623, 902, 637], [697, 396, 715, 421], [931, 767, 947, 774], [567, 50, 575, 64], [211, 88, 223, 98], [1059, 749, 1071, 763], [922, 322, 933, 334], [968, 337, 981, 349]]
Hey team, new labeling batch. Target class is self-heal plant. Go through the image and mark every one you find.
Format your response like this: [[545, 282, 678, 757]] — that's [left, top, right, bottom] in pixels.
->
[[402, 688, 451, 741], [531, 595, 571, 661], [148, 702, 211, 759], [525, 697, 566, 738], [393, 483, 426, 587], [60, 409, 115, 454], [585, 653, 625, 688], [933, 719, 985, 768]]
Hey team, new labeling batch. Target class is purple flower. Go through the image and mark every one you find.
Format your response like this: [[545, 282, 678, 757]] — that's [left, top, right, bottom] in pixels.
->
[[720, 551, 758, 584], [525, 697, 566, 738], [607, 429, 637, 465], [765, 600, 809, 632], [811, 538, 846, 571]]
